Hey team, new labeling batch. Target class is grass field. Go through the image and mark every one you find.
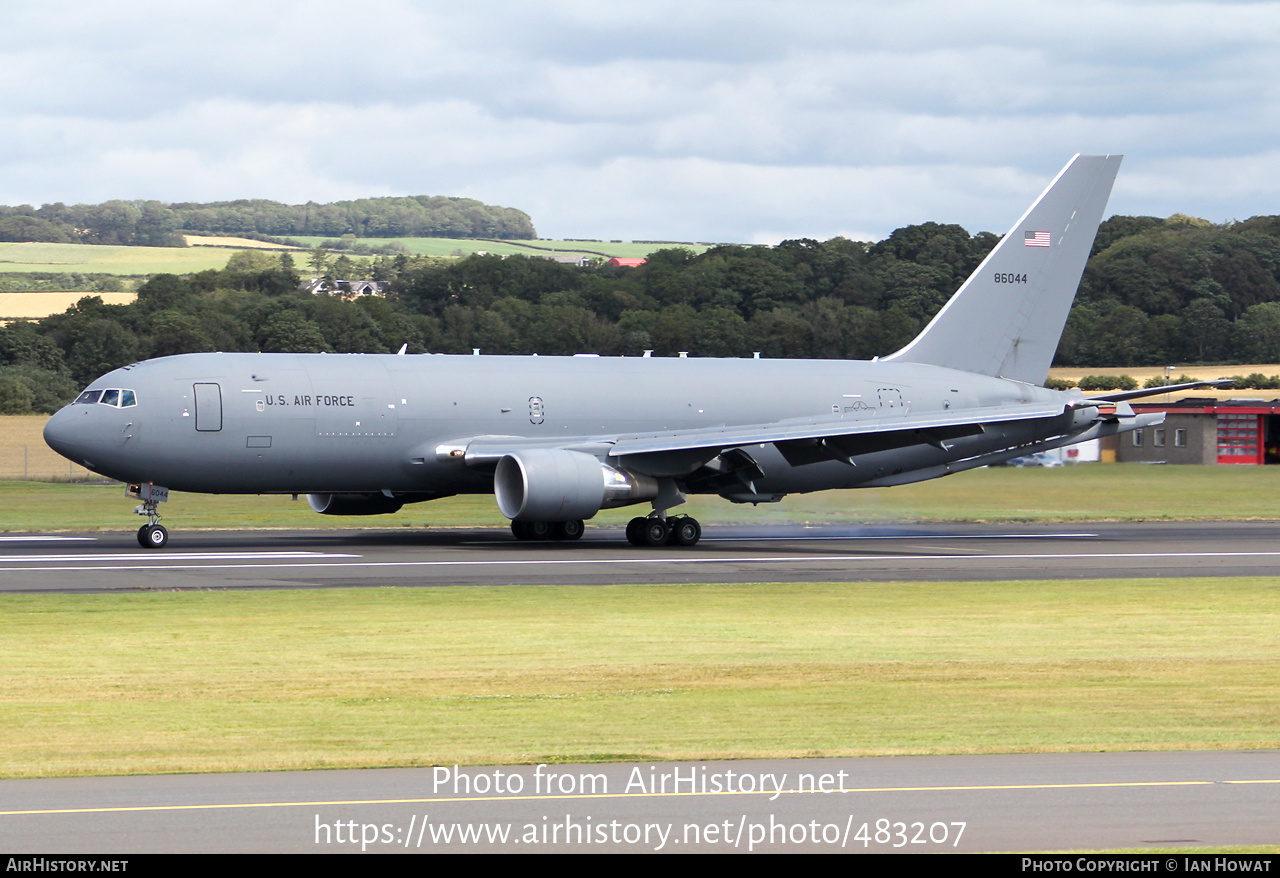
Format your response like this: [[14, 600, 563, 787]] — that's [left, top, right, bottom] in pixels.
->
[[284, 235, 709, 259], [2, 458, 1280, 533], [1, 577, 1275, 777], [0, 242, 236, 276], [0, 237, 706, 284]]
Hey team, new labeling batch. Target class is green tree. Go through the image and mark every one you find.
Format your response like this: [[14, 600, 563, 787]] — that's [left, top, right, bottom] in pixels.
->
[[61, 319, 141, 386], [255, 310, 330, 353], [1235, 302, 1280, 362], [0, 373, 35, 413], [1179, 298, 1231, 361]]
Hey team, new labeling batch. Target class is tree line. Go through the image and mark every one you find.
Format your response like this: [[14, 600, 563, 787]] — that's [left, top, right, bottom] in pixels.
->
[[5, 211, 1280, 414], [0, 195, 536, 248]]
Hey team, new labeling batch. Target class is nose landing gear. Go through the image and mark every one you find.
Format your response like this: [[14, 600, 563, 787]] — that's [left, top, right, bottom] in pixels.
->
[[127, 482, 170, 549], [137, 522, 168, 548]]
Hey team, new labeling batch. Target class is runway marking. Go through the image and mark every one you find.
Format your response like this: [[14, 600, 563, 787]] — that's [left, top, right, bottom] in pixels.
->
[[914, 545, 988, 554], [5, 778, 1277, 816], [0, 536, 96, 542], [700, 532, 1100, 542], [4, 550, 1280, 573], [0, 551, 359, 563]]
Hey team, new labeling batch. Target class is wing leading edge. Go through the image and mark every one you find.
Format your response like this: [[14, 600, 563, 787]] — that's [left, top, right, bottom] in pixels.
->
[[448, 398, 1132, 477], [607, 401, 1067, 459]]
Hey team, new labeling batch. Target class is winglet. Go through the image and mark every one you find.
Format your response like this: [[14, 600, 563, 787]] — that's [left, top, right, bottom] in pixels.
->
[[883, 154, 1122, 385]]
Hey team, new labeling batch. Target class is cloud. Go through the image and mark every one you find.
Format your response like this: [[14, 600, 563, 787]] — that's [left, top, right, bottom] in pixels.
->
[[2, 0, 1279, 241]]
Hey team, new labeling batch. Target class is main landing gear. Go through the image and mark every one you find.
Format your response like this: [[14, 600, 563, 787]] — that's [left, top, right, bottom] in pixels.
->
[[625, 515, 701, 547], [511, 519, 585, 541], [509, 515, 703, 547]]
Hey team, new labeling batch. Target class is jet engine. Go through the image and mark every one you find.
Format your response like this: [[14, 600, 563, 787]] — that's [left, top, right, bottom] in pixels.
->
[[307, 492, 405, 516], [494, 449, 658, 521]]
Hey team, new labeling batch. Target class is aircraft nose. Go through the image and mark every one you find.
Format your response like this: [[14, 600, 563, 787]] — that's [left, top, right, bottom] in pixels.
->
[[43, 405, 84, 461]]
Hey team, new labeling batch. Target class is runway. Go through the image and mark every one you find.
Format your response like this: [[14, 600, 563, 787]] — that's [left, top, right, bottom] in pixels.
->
[[4, 523, 1278, 854], [1, 520, 1279, 592], [2, 751, 1277, 853]]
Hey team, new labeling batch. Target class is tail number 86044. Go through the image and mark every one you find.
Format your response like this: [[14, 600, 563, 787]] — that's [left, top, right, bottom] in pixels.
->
[[994, 273, 1028, 283]]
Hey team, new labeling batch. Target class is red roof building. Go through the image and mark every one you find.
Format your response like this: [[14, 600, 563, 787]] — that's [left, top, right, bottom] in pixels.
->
[[1110, 398, 1280, 465]]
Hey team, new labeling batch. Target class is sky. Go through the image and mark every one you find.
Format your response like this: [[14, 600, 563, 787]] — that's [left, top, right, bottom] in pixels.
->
[[2, 0, 1279, 244]]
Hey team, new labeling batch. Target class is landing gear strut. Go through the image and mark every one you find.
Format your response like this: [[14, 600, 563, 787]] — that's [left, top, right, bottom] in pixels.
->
[[134, 499, 167, 549], [128, 482, 170, 549]]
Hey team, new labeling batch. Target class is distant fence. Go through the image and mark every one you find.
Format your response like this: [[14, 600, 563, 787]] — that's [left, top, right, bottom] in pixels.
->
[[0, 443, 97, 481], [0, 417, 98, 481]]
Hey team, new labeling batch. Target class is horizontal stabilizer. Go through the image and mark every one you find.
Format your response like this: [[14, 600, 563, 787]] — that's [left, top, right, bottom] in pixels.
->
[[1084, 379, 1234, 403]]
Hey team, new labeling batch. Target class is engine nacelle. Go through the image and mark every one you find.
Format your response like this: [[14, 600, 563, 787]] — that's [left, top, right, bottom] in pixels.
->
[[494, 449, 658, 521], [307, 492, 405, 516]]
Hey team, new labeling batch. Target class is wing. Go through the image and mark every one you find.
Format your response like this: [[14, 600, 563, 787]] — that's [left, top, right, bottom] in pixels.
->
[[609, 401, 1067, 467], [446, 398, 1120, 476], [433, 397, 1157, 519]]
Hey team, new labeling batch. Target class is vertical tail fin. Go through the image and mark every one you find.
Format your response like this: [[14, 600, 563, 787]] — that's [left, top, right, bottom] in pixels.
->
[[883, 154, 1121, 384]]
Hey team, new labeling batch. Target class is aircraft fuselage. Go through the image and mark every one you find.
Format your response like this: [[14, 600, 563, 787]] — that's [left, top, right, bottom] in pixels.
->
[[43, 351, 1074, 499]]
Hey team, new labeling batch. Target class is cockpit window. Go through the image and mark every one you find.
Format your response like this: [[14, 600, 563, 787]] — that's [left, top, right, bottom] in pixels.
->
[[76, 388, 137, 407]]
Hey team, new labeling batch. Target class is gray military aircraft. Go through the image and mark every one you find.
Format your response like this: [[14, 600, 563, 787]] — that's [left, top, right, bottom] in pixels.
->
[[43, 154, 1179, 549]]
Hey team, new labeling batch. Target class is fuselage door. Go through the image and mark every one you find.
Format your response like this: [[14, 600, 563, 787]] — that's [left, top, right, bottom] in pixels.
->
[[194, 383, 223, 432]]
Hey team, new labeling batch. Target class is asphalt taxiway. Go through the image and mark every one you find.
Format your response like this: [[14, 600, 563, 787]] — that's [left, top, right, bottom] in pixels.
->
[[1, 520, 1279, 592], [3, 751, 1277, 853]]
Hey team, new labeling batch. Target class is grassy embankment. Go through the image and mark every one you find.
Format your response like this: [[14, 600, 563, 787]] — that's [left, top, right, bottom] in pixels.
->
[[1, 577, 1276, 778]]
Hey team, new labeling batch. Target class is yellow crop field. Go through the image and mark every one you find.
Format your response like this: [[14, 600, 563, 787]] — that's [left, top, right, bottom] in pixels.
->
[[0, 415, 94, 481], [0, 291, 136, 321], [1048, 364, 1280, 399], [184, 235, 301, 250]]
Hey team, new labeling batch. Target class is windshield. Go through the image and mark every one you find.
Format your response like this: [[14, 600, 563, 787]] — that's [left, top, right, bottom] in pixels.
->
[[73, 388, 137, 407]]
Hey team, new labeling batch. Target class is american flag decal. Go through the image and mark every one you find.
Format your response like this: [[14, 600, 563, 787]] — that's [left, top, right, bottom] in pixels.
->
[[1024, 230, 1051, 247]]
